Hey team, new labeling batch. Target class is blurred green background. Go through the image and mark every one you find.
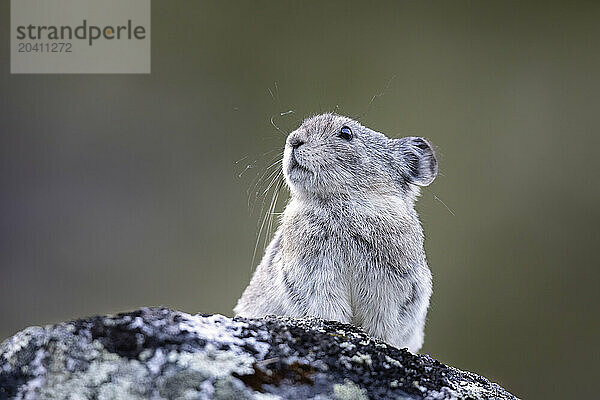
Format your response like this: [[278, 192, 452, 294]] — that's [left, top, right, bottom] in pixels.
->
[[1, 1, 599, 399]]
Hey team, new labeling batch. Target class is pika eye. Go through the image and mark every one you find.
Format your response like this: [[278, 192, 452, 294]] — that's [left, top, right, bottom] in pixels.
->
[[339, 126, 353, 141]]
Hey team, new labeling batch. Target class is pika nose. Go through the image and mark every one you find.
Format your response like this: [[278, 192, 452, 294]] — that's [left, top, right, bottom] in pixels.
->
[[290, 138, 305, 149]]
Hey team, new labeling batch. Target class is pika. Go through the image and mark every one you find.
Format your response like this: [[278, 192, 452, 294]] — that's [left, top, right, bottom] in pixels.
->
[[234, 113, 437, 352]]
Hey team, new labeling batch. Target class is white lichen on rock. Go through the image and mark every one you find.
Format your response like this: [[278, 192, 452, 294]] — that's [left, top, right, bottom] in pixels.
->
[[349, 353, 372, 367], [332, 380, 368, 400]]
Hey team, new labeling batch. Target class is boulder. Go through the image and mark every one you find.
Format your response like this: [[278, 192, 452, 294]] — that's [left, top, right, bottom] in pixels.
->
[[0, 308, 517, 400]]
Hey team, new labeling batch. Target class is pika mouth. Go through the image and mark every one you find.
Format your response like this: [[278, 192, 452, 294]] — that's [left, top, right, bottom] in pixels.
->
[[289, 152, 310, 174]]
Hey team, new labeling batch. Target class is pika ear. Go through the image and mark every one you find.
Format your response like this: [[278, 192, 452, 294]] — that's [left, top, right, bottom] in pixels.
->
[[393, 137, 438, 186]]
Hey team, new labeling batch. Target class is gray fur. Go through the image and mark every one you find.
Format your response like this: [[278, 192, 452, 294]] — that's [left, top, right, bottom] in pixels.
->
[[234, 113, 437, 352]]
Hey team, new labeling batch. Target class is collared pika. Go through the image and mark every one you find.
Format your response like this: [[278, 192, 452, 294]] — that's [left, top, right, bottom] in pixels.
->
[[234, 113, 437, 352]]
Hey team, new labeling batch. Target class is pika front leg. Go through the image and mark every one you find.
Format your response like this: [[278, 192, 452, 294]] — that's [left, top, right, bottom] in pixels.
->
[[282, 266, 352, 323], [354, 275, 431, 353]]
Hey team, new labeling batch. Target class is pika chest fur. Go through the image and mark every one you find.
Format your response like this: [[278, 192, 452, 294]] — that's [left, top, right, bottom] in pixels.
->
[[235, 113, 437, 352]]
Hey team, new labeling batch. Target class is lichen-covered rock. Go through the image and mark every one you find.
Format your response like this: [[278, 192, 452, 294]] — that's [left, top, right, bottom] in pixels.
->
[[0, 308, 517, 400]]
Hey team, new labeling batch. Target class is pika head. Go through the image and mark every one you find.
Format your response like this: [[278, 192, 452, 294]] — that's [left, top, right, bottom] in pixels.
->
[[283, 113, 438, 198]]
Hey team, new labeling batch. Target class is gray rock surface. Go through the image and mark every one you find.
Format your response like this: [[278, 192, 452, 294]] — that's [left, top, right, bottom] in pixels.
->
[[0, 308, 517, 400]]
